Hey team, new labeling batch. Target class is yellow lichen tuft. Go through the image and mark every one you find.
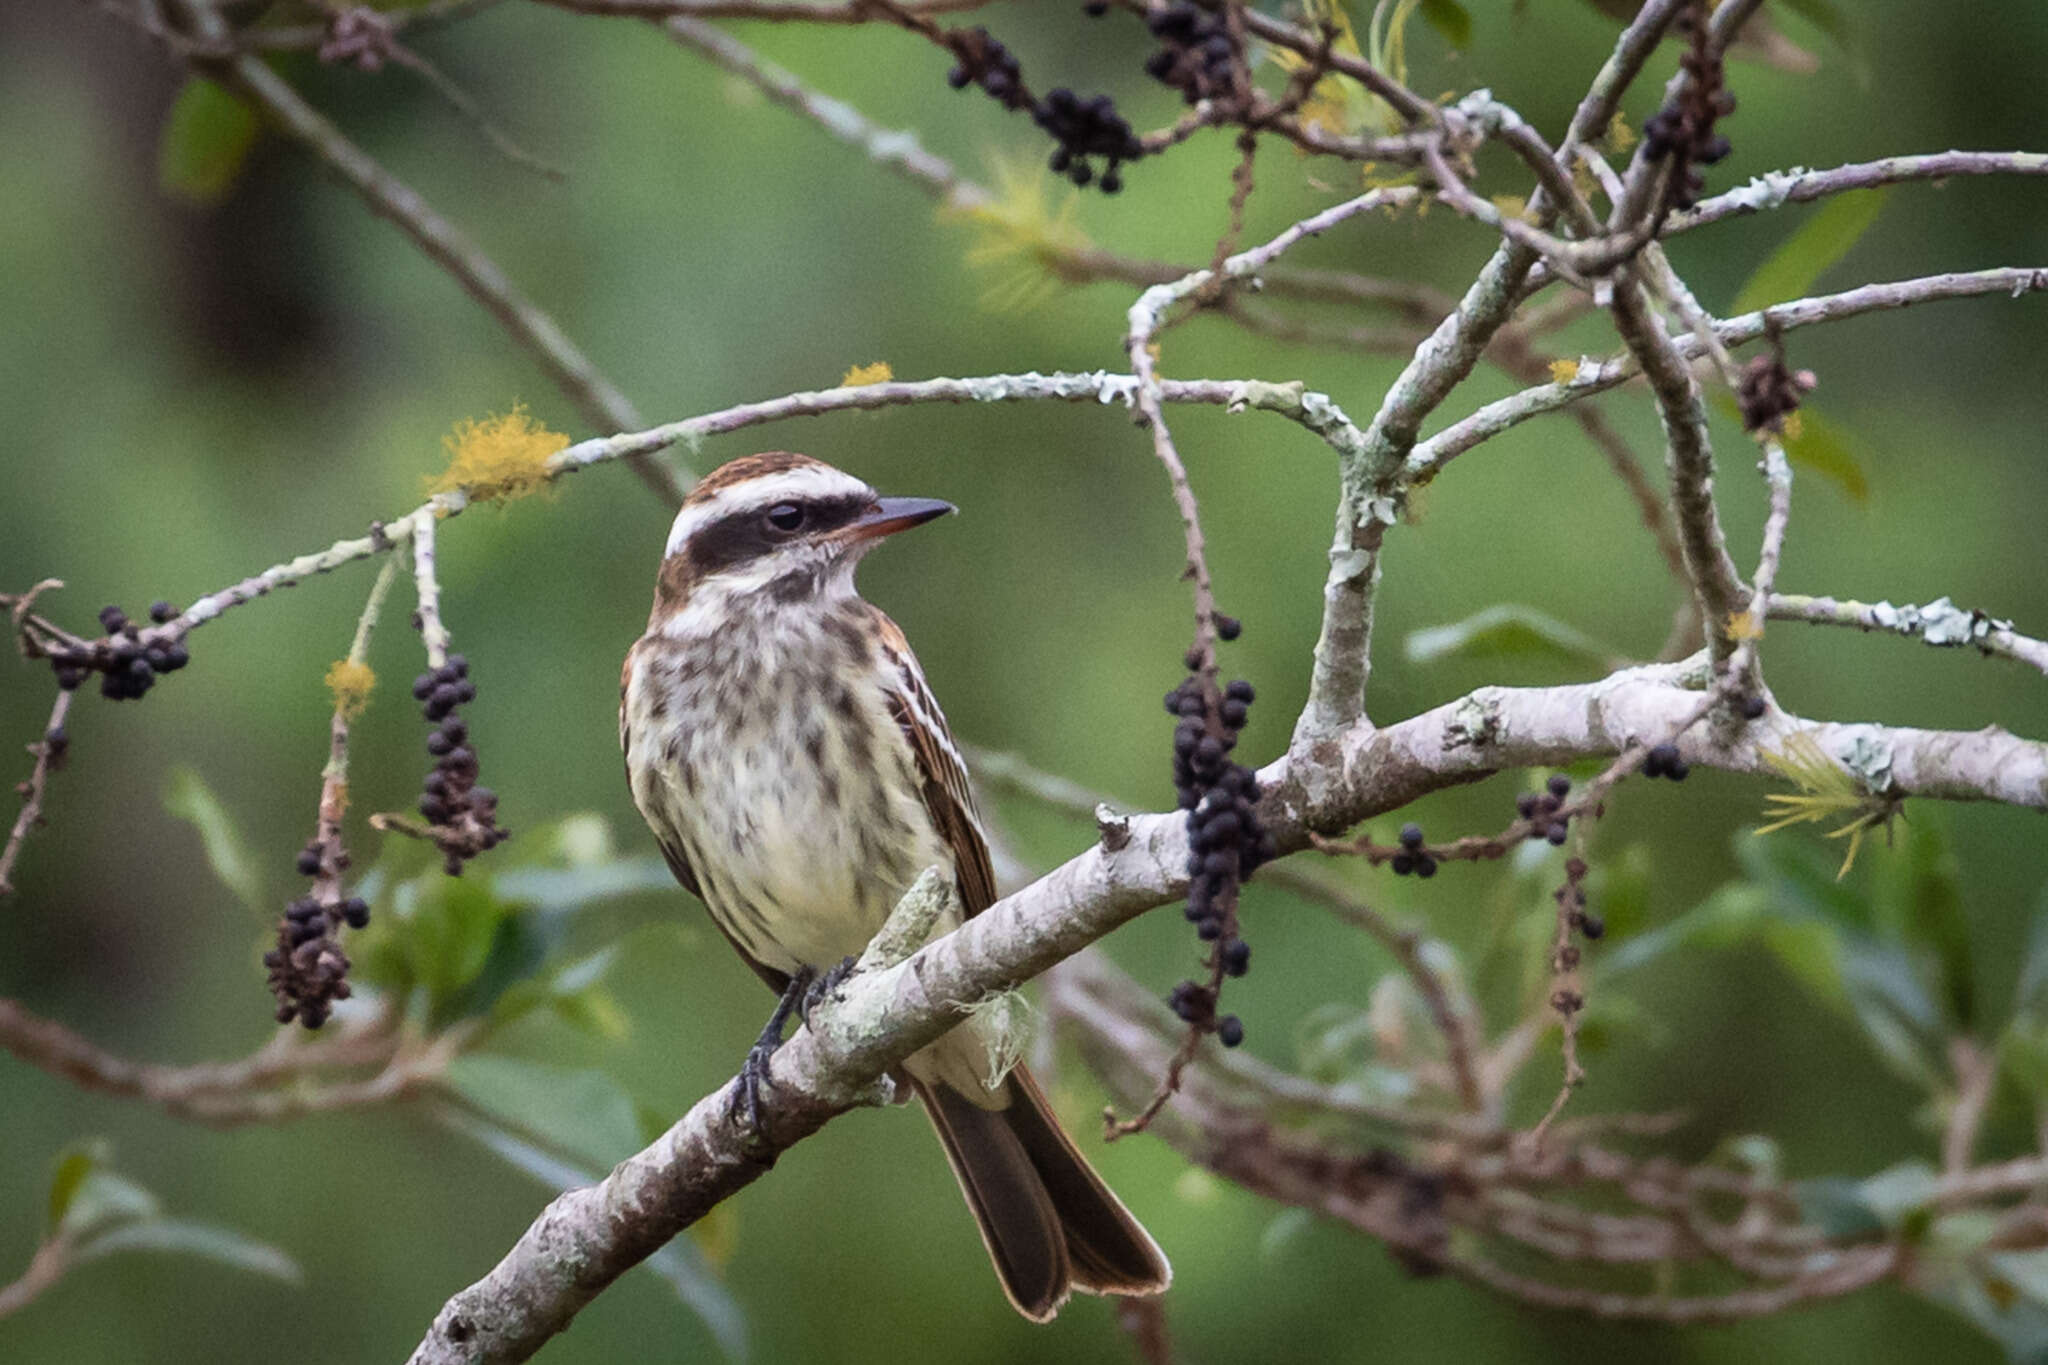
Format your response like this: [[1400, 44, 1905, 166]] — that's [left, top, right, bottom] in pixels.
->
[[324, 659, 376, 722], [840, 362, 893, 387], [1725, 609, 1766, 642], [1490, 194, 1531, 222], [1605, 110, 1638, 156], [428, 404, 568, 503], [1756, 731, 1899, 879], [944, 152, 1096, 313], [1549, 359, 1581, 385]]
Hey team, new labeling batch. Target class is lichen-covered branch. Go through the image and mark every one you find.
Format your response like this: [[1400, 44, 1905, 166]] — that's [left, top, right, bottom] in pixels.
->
[[58, 370, 1366, 659], [1768, 592, 2048, 679], [1605, 275, 1748, 668], [1673, 150, 2048, 234], [1412, 268, 2048, 476]]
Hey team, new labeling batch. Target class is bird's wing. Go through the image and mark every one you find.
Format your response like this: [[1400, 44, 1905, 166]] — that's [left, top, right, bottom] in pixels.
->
[[868, 605, 1000, 917]]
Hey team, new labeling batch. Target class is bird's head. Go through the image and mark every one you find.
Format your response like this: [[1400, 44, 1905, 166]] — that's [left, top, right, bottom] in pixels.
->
[[650, 452, 953, 626]]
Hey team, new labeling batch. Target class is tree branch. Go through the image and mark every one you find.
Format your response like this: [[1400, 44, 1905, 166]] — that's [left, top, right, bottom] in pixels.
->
[[1767, 592, 2048, 679], [1411, 268, 2048, 476]]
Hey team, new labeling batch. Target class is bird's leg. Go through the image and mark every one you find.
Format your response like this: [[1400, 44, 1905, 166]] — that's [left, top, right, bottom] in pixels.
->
[[730, 965, 816, 1135], [801, 954, 860, 1025]]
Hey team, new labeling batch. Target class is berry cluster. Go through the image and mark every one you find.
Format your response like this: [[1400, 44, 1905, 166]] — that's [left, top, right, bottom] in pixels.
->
[[944, 27, 1030, 111], [264, 883, 370, 1030], [1556, 855, 1603, 941], [1034, 88, 1143, 191], [1388, 822, 1437, 878], [1641, 5, 1735, 209], [939, 21, 1144, 193], [411, 654, 505, 875], [47, 602, 191, 699], [1642, 742, 1690, 781], [1735, 350, 1817, 434], [1514, 773, 1577, 845], [1141, 1, 1238, 105], [1164, 650, 1271, 1049], [1166, 980, 1244, 1047]]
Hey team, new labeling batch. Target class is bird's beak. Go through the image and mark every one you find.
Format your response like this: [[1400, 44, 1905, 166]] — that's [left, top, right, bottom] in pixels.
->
[[842, 496, 956, 543]]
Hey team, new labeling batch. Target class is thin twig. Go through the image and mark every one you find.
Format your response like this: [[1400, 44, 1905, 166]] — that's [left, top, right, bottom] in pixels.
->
[[0, 690, 73, 897], [0, 995, 414, 1125], [1411, 268, 2048, 477], [410, 511, 452, 670]]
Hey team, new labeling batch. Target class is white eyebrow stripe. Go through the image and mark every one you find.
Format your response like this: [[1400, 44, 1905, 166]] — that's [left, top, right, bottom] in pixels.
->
[[663, 465, 873, 555]]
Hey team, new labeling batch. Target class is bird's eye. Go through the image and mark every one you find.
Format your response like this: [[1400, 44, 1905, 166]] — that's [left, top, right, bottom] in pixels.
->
[[765, 503, 806, 532]]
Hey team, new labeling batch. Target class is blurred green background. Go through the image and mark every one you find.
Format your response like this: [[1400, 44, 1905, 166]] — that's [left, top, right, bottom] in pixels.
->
[[4, 1, 2047, 1361]]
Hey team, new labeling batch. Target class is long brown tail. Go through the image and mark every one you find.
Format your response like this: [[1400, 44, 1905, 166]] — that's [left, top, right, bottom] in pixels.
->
[[914, 1064, 1172, 1322]]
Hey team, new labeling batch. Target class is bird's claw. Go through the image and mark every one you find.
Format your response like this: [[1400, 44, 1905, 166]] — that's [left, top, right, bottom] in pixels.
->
[[727, 965, 815, 1136], [801, 954, 860, 1026]]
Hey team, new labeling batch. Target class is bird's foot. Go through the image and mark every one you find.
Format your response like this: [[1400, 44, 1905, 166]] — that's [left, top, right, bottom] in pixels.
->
[[801, 954, 860, 1026], [728, 965, 816, 1136]]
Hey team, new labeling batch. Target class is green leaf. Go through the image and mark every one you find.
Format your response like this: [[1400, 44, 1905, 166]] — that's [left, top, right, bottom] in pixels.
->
[[1851, 1160, 1942, 1228], [1603, 880, 1846, 1003], [1781, 407, 1871, 503], [46, 1140, 109, 1236], [1731, 188, 1892, 316], [73, 1218, 302, 1285], [1707, 395, 1870, 502], [443, 1054, 645, 1173], [434, 1103, 748, 1359], [1404, 604, 1623, 671], [163, 767, 266, 915], [1793, 1176, 1886, 1240], [399, 875, 517, 1014], [1841, 940, 1948, 1091], [1871, 815, 1974, 1031], [157, 78, 262, 207], [1418, 0, 1472, 49], [1588, 844, 1654, 945], [58, 1168, 161, 1240], [1737, 830, 1875, 932]]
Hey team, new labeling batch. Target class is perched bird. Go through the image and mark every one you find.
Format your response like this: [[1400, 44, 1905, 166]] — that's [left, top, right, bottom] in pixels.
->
[[620, 451, 1170, 1320]]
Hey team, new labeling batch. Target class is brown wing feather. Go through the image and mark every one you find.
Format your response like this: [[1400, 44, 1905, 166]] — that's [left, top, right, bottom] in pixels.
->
[[868, 606, 999, 917]]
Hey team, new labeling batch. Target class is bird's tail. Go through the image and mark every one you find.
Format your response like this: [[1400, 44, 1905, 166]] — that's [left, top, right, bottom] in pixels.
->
[[913, 1065, 1172, 1322]]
